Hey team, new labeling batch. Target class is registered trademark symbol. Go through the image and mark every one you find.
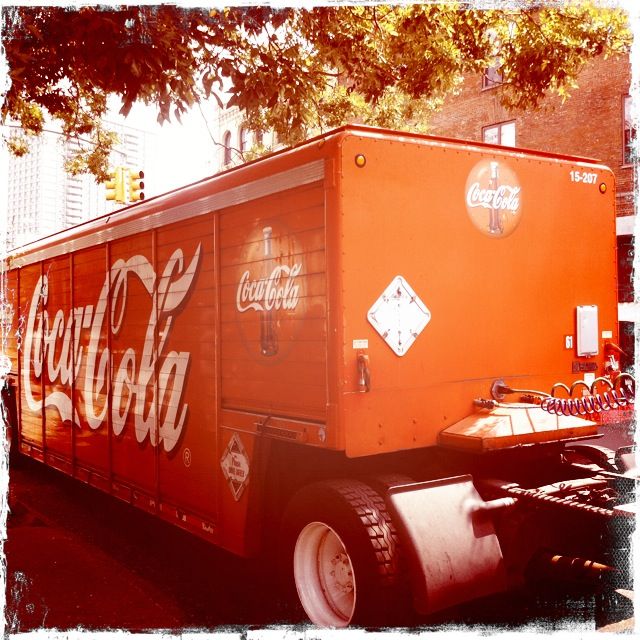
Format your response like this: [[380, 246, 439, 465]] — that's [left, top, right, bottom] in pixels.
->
[[183, 447, 192, 467]]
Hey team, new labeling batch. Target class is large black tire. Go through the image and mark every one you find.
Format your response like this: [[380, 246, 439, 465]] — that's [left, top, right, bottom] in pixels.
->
[[280, 478, 403, 628]]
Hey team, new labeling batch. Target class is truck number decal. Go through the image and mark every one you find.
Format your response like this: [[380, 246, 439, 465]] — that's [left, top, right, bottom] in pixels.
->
[[570, 171, 598, 185], [22, 244, 202, 452]]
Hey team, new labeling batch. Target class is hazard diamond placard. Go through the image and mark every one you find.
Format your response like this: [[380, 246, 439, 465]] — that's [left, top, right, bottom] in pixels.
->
[[367, 275, 431, 356]]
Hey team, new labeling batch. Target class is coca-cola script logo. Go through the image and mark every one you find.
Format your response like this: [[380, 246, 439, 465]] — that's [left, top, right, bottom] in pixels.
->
[[465, 160, 522, 237], [234, 225, 304, 359], [23, 245, 201, 452], [236, 264, 302, 313]]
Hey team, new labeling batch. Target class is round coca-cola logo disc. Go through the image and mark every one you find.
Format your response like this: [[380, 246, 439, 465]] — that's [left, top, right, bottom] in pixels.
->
[[465, 159, 522, 238]]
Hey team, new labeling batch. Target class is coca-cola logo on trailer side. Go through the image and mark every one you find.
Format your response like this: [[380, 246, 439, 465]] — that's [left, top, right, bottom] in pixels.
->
[[235, 225, 304, 359], [465, 160, 522, 238], [236, 264, 302, 313], [22, 245, 202, 453]]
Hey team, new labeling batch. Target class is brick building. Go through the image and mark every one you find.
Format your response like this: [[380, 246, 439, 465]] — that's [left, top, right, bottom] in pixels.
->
[[428, 53, 636, 367]]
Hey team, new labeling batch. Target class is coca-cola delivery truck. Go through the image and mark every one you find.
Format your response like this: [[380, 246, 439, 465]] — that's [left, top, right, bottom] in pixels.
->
[[2, 125, 635, 627]]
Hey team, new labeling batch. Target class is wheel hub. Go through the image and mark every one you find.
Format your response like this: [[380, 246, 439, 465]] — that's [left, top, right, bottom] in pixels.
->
[[329, 552, 354, 595], [293, 521, 357, 627]]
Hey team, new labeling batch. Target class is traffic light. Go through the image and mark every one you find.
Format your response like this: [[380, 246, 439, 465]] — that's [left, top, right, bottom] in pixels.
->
[[105, 166, 126, 204], [128, 169, 145, 202]]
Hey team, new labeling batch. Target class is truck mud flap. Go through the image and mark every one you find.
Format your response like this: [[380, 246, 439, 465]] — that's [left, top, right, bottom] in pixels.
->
[[387, 474, 507, 615]]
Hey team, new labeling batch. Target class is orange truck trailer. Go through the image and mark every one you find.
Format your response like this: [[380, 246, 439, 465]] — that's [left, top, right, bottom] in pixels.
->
[[2, 125, 636, 627]]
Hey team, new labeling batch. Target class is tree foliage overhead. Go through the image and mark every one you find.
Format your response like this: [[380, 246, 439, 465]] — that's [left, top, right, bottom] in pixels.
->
[[1, 3, 631, 179]]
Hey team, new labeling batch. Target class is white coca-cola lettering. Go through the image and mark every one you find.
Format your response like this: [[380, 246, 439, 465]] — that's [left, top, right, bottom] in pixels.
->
[[236, 263, 302, 313], [22, 245, 201, 452], [466, 182, 521, 213]]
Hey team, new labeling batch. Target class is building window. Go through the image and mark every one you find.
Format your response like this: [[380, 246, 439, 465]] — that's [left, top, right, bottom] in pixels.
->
[[623, 95, 635, 165], [482, 121, 516, 147], [482, 64, 503, 89], [238, 127, 248, 154], [222, 130, 232, 166]]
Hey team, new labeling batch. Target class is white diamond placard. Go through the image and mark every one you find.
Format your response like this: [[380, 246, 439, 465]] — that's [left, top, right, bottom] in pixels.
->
[[367, 276, 431, 356]]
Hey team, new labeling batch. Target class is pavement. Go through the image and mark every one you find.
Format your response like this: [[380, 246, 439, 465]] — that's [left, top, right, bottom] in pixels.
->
[[6, 483, 189, 631], [4, 458, 286, 633]]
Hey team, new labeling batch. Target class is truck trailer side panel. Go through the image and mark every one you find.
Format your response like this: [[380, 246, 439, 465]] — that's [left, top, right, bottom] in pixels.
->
[[7, 144, 335, 554], [219, 180, 328, 420], [73, 245, 111, 480]]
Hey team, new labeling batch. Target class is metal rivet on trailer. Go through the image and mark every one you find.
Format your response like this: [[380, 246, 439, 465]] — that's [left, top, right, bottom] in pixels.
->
[[355, 154, 366, 168]]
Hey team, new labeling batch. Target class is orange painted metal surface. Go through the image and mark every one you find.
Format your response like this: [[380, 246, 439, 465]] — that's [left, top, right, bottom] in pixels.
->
[[4, 126, 618, 555], [335, 131, 617, 456]]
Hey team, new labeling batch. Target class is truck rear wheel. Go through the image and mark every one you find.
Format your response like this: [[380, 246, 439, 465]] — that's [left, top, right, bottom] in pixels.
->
[[281, 479, 402, 627]]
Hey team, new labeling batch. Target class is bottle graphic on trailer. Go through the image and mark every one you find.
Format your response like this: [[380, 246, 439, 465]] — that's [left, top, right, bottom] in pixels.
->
[[488, 161, 503, 235], [260, 226, 278, 356]]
